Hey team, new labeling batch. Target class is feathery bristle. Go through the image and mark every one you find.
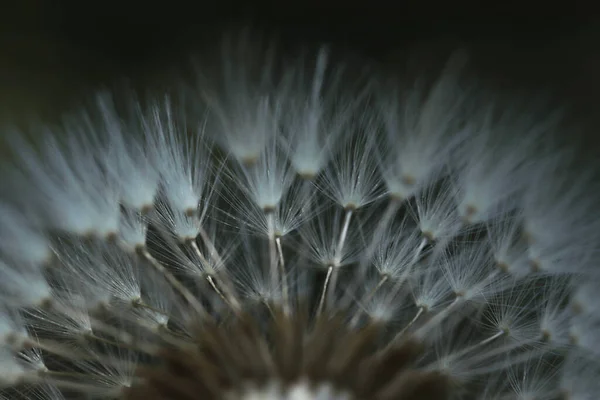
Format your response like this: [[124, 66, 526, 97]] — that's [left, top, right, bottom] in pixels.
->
[[0, 32, 598, 400]]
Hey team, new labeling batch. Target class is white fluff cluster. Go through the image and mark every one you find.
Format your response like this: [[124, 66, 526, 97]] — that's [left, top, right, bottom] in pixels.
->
[[0, 35, 599, 400]]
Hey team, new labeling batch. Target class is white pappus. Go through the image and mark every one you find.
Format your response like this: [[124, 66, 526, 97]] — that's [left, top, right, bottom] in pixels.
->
[[0, 33, 599, 400]]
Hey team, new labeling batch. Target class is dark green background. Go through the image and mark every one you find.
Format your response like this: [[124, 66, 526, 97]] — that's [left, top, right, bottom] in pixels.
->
[[1, 2, 598, 149]]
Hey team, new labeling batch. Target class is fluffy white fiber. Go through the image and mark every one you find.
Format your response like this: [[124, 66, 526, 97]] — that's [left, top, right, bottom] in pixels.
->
[[0, 33, 598, 399]]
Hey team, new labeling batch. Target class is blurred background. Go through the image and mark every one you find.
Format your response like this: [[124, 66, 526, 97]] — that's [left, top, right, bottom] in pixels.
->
[[1, 1, 598, 135]]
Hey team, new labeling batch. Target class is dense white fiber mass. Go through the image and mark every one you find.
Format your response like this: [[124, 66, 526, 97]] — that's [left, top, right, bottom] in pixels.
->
[[0, 34, 598, 400]]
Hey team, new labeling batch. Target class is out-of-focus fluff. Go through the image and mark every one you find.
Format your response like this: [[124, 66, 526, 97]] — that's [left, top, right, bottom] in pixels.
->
[[0, 34, 598, 400]]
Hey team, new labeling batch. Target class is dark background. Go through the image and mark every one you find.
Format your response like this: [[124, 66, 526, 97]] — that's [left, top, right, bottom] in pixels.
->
[[1, 1, 599, 137]]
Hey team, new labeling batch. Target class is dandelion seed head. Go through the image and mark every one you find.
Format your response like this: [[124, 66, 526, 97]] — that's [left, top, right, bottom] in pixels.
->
[[0, 33, 599, 400]]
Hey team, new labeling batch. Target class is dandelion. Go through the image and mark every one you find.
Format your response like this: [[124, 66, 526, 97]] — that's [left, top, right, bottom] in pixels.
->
[[1, 33, 599, 400]]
